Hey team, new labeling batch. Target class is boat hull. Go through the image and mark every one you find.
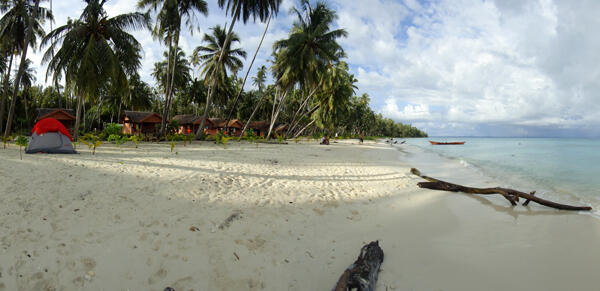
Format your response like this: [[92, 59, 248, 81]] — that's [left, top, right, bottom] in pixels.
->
[[429, 141, 465, 145]]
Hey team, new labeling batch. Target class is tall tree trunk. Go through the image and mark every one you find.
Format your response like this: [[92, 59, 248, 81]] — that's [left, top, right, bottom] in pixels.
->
[[0, 52, 14, 134], [224, 12, 272, 133], [165, 32, 180, 124], [159, 36, 174, 136], [196, 2, 241, 139], [266, 90, 288, 140], [285, 84, 322, 138], [23, 90, 29, 128], [96, 95, 103, 130], [73, 94, 83, 141], [4, 0, 39, 138]]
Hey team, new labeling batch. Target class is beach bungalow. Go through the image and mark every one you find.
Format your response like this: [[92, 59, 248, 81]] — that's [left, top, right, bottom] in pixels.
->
[[35, 108, 76, 130], [205, 118, 224, 136], [226, 119, 245, 136], [172, 114, 201, 134], [247, 121, 268, 137], [122, 111, 162, 135]]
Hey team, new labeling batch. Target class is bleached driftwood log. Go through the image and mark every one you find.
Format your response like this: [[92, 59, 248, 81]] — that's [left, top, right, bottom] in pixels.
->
[[333, 241, 384, 291], [411, 168, 591, 211]]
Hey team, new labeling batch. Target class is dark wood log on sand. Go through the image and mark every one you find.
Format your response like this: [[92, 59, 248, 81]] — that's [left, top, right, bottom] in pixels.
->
[[333, 241, 384, 291], [410, 168, 592, 211]]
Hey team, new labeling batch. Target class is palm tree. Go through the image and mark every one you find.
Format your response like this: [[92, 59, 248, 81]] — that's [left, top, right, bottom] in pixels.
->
[[138, 0, 208, 136], [252, 65, 267, 92], [0, 45, 9, 133], [15, 58, 35, 126], [152, 48, 191, 98], [42, 0, 150, 141], [192, 25, 246, 90], [196, 0, 282, 139], [0, 0, 53, 137], [268, 0, 347, 138]]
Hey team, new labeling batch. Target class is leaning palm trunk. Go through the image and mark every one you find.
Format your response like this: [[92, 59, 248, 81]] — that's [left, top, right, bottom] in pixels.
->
[[224, 12, 272, 133], [289, 104, 319, 137], [293, 119, 316, 138], [4, 0, 39, 138], [0, 52, 14, 134], [284, 84, 321, 138], [266, 90, 288, 140], [237, 87, 274, 140], [196, 2, 242, 139]]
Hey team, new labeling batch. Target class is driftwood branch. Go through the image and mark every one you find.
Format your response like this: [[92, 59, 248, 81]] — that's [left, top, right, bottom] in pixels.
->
[[410, 168, 591, 211], [333, 241, 384, 291]]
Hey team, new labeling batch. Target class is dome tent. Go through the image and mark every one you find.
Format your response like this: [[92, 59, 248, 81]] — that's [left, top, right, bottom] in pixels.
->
[[26, 118, 76, 154]]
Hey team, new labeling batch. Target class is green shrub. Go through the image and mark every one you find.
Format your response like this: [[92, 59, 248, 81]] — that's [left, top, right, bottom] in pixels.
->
[[107, 134, 121, 143], [277, 135, 284, 143], [103, 123, 121, 136], [166, 133, 185, 141]]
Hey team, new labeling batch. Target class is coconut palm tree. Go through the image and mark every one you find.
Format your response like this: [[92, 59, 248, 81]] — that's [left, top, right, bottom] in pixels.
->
[[42, 0, 150, 141], [252, 65, 267, 92], [192, 25, 246, 90], [15, 58, 35, 126], [152, 48, 191, 98], [268, 0, 347, 138], [0, 0, 53, 137], [138, 0, 208, 136], [196, 0, 282, 139]]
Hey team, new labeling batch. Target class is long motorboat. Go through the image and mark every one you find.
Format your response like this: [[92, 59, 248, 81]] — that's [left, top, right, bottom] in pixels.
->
[[429, 141, 465, 145]]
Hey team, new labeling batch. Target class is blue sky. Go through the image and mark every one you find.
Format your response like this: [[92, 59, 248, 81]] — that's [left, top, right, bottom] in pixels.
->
[[24, 0, 600, 137]]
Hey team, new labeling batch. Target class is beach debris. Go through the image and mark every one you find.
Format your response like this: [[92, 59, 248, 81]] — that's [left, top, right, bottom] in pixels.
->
[[218, 210, 242, 230], [333, 241, 384, 291], [164, 288, 175, 291], [189, 226, 199, 232], [234, 252, 240, 260], [410, 168, 592, 211]]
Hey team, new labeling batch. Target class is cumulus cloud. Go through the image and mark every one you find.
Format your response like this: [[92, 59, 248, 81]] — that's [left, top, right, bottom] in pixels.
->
[[381, 99, 432, 121], [333, 0, 600, 136]]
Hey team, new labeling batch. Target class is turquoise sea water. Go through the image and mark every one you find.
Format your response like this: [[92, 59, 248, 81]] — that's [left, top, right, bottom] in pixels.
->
[[397, 137, 600, 215]]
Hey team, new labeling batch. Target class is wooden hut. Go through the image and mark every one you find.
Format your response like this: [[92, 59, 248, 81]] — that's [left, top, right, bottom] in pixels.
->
[[247, 121, 268, 137], [226, 119, 245, 136], [204, 118, 224, 136], [172, 114, 201, 134], [122, 111, 162, 135], [35, 108, 76, 130]]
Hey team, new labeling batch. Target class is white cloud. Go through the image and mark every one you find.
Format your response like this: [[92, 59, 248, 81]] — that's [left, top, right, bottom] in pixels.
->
[[381, 99, 432, 121]]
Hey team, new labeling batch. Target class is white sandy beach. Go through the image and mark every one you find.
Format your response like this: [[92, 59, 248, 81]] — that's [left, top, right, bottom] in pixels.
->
[[1, 140, 600, 290]]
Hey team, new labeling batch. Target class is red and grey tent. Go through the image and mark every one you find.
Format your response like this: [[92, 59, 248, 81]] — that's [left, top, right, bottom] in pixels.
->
[[26, 118, 76, 154]]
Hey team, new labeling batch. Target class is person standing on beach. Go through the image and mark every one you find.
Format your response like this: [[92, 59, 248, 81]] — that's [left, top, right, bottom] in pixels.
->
[[359, 133, 364, 144]]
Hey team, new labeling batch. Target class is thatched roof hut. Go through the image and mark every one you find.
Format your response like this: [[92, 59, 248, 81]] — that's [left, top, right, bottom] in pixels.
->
[[122, 111, 162, 135]]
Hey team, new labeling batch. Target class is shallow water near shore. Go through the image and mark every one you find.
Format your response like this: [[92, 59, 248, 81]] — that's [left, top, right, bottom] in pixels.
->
[[395, 137, 600, 216]]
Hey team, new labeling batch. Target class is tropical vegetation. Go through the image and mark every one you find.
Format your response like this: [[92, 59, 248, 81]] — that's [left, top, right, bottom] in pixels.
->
[[0, 0, 427, 142]]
